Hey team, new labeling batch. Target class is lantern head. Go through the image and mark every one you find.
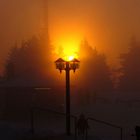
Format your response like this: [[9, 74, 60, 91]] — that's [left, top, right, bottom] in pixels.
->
[[69, 58, 80, 72], [55, 58, 65, 73]]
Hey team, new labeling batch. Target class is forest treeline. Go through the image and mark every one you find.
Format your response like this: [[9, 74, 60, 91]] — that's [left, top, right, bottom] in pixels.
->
[[2, 35, 140, 92]]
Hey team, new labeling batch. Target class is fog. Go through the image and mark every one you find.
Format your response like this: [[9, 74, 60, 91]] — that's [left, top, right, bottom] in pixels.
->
[[1, 0, 140, 74]]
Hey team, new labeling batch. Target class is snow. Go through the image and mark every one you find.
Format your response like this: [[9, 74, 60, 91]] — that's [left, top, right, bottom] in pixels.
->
[[0, 121, 102, 140]]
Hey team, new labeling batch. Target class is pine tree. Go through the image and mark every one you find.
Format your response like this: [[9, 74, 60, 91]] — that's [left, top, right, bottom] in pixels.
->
[[4, 36, 54, 83], [119, 38, 140, 91], [4, 45, 19, 80], [76, 40, 113, 103]]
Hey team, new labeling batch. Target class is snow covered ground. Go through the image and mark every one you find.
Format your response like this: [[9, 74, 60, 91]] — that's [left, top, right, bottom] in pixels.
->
[[0, 121, 102, 140], [71, 99, 140, 140], [0, 90, 140, 140]]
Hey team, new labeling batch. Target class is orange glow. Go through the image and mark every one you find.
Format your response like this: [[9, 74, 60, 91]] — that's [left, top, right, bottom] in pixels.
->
[[63, 39, 79, 58], [65, 56, 74, 61], [54, 35, 81, 61], [51, 22, 85, 61]]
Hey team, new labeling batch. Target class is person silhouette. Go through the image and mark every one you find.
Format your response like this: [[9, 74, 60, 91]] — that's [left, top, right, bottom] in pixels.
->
[[135, 126, 140, 140], [77, 114, 89, 136]]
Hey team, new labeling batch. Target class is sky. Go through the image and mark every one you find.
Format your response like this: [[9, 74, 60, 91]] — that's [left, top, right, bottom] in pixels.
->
[[1, 0, 140, 74]]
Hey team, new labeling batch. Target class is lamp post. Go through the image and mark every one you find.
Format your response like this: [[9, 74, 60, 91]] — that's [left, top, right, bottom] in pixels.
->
[[55, 58, 80, 136]]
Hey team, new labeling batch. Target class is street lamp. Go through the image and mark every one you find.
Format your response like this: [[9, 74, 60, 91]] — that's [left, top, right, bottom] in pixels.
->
[[55, 57, 80, 135]]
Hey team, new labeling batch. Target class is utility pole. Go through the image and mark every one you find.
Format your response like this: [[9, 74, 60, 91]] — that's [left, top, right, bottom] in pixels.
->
[[65, 62, 71, 135], [55, 58, 80, 136]]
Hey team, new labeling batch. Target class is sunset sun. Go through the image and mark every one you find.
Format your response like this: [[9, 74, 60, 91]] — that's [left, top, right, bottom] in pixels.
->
[[68, 56, 74, 61], [54, 36, 80, 61], [0, 0, 140, 138]]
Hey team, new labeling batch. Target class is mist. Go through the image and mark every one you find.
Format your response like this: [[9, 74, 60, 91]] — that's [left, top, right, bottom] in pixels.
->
[[1, 1, 140, 140], [1, 0, 140, 73]]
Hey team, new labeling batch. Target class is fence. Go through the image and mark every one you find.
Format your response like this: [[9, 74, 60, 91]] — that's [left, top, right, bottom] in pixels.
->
[[30, 108, 123, 140], [86, 117, 123, 140], [0, 87, 123, 140], [30, 107, 78, 139]]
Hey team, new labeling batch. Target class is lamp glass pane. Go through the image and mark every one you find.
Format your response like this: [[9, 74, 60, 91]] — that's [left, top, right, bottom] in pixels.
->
[[70, 62, 79, 70], [56, 62, 65, 70]]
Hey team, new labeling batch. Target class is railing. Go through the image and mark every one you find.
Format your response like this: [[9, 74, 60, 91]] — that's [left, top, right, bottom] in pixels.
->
[[86, 117, 123, 140], [30, 107, 78, 140], [30, 108, 123, 140]]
